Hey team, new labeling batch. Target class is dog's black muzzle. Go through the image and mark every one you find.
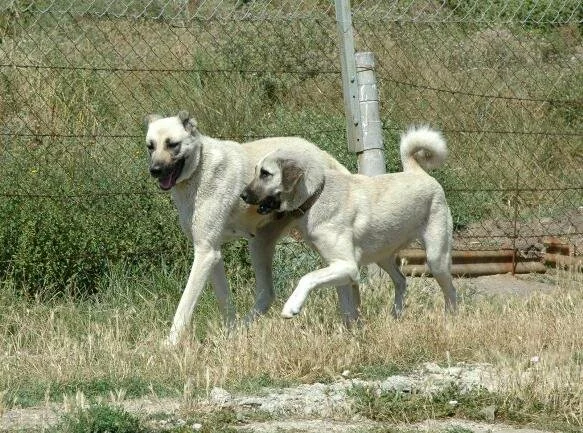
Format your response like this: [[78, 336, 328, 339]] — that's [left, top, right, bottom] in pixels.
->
[[239, 186, 258, 205], [149, 158, 185, 190], [257, 195, 281, 215], [240, 187, 281, 215]]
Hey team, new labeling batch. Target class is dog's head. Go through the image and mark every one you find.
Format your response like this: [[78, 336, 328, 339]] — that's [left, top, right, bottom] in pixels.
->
[[144, 110, 201, 191], [240, 150, 305, 215]]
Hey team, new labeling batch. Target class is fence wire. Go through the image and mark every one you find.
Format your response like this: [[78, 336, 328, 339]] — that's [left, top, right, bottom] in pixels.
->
[[0, 0, 581, 292]]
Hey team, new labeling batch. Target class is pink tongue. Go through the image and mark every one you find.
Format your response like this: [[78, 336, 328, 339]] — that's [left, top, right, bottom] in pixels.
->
[[159, 176, 174, 190]]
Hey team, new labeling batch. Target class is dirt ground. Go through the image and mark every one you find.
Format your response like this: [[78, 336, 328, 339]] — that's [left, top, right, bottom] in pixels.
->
[[0, 273, 568, 433]]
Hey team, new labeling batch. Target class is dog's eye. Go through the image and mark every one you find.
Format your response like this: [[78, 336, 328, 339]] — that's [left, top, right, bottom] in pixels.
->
[[259, 168, 271, 179], [147, 141, 154, 151], [167, 140, 180, 149]]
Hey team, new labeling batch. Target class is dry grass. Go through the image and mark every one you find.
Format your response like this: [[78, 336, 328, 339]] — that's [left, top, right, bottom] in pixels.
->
[[1, 267, 582, 426]]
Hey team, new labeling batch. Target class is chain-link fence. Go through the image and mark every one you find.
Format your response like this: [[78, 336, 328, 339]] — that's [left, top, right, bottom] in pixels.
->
[[0, 0, 581, 294]]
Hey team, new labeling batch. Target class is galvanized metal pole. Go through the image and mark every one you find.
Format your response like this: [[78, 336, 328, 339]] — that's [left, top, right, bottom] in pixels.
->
[[355, 52, 386, 176], [334, 0, 362, 152]]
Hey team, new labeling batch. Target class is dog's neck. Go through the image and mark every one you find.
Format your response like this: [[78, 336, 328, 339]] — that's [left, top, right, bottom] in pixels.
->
[[282, 179, 325, 219]]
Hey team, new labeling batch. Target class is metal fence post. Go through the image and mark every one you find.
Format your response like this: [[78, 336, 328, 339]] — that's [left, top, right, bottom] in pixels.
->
[[355, 52, 386, 176], [334, 0, 362, 152]]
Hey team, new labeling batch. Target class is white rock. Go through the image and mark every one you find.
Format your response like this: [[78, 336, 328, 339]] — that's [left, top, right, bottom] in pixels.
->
[[210, 387, 232, 405]]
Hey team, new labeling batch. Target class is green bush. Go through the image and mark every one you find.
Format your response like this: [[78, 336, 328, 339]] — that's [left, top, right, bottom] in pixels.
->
[[51, 404, 146, 433], [0, 136, 184, 298]]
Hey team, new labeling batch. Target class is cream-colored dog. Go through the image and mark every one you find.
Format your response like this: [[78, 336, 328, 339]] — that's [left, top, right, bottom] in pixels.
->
[[241, 126, 457, 321], [145, 111, 349, 344]]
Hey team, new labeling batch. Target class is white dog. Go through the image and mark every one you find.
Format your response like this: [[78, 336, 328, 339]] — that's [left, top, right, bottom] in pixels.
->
[[241, 126, 457, 321], [145, 111, 350, 344]]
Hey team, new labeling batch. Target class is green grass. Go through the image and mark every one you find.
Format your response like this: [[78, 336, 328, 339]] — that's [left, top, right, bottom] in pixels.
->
[[226, 372, 297, 395], [353, 363, 406, 380], [50, 404, 146, 433], [4, 377, 180, 409], [351, 383, 582, 433]]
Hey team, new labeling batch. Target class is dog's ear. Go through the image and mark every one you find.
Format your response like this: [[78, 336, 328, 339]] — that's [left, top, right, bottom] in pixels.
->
[[144, 113, 163, 129], [280, 158, 304, 192], [178, 110, 197, 134]]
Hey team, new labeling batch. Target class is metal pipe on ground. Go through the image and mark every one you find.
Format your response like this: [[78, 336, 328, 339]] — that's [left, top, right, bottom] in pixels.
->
[[398, 249, 516, 265], [543, 237, 570, 255], [402, 261, 547, 277], [544, 254, 583, 270], [542, 237, 582, 271]]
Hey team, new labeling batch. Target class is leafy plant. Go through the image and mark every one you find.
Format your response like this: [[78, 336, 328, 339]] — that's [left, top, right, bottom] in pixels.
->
[[51, 404, 146, 433]]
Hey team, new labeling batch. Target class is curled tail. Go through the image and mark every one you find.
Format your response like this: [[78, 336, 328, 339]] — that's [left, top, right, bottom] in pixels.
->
[[400, 126, 448, 173]]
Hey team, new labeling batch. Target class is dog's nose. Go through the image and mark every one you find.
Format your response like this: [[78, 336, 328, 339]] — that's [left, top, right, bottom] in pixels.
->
[[149, 165, 162, 177]]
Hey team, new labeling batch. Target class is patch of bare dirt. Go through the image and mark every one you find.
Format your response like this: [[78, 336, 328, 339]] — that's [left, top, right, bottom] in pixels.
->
[[467, 273, 558, 297], [455, 208, 583, 254], [0, 362, 556, 433], [241, 419, 554, 433]]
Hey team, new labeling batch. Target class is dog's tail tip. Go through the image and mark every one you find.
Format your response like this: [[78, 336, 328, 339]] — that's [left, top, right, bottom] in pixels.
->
[[400, 125, 448, 172]]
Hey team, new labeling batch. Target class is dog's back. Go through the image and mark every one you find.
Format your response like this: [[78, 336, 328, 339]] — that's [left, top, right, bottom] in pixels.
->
[[244, 137, 350, 176]]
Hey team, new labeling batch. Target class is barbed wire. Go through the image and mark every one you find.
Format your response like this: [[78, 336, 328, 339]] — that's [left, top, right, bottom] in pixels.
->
[[0, 63, 340, 75], [1, 62, 580, 106], [3, 127, 582, 140], [2, 186, 581, 199], [382, 77, 583, 105]]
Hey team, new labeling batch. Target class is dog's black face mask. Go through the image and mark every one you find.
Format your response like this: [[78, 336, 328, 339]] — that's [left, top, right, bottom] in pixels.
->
[[257, 194, 281, 215], [240, 186, 281, 215], [149, 156, 185, 191]]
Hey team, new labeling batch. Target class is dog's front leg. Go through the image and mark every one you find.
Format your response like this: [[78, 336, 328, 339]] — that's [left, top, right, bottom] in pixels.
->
[[246, 219, 291, 321], [166, 243, 222, 345], [281, 260, 359, 318], [210, 257, 236, 326]]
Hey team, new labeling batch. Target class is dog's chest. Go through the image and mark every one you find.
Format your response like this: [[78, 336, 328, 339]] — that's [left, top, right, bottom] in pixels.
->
[[225, 204, 266, 239], [171, 188, 196, 237]]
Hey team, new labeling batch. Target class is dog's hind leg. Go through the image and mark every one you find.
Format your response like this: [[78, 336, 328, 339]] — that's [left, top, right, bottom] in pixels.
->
[[247, 219, 292, 320], [210, 257, 236, 327], [336, 283, 361, 327], [282, 260, 359, 318], [423, 208, 457, 314], [376, 256, 407, 318]]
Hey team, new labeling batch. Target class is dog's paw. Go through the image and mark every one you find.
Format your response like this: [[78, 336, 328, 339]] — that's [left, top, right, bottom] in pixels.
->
[[162, 334, 179, 348], [281, 302, 302, 318]]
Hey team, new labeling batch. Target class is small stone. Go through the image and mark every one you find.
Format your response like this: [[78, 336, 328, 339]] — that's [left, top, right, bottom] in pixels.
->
[[424, 362, 442, 373], [210, 387, 231, 405], [192, 422, 202, 430], [341, 370, 350, 378], [530, 356, 540, 364], [448, 400, 458, 406]]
